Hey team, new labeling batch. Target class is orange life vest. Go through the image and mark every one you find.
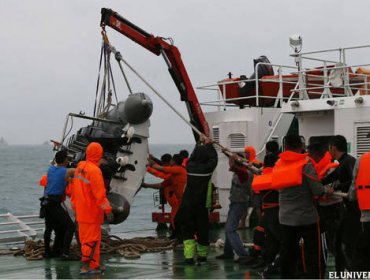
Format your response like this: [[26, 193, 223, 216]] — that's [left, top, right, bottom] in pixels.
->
[[355, 152, 370, 210], [39, 174, 48, 188], [252, 167, 273, 192], [252, 167, 280, 209], [311, 152, 339, 202], [312, 152, 339, 180], [271, 151, 309, 189]]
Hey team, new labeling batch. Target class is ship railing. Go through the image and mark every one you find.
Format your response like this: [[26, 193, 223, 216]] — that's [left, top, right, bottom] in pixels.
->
[[198, 59, 370, 110], [0, 213, 43, 244], [292, 44, 370, 99], [197, 62, 300, 110]]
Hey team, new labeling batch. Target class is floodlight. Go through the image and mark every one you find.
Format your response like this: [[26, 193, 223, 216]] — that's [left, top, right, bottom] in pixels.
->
[[289, 34, 302, 53]]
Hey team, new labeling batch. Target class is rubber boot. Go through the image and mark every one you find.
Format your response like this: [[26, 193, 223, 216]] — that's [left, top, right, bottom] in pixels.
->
[[184, 239, 196, 264], [197, 244, 208, 264]]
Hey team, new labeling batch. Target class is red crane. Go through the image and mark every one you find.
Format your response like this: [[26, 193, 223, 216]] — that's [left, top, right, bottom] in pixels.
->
[[100, 8, 210, 140]]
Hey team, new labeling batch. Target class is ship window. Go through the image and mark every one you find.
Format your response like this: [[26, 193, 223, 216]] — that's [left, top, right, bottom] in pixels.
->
[[228, 133, 245, 149], [212, 126, 220, 143], [356, 125, 370, 157]]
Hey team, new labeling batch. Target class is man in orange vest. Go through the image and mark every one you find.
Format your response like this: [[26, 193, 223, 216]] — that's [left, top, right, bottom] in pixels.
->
[[67, 142, 113, 275], [348, 148, 370, 271], [277, 135, 331, 279]]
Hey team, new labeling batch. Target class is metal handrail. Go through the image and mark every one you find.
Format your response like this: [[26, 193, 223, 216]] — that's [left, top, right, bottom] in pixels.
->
[[0, 213, 42, 244], [197, 45, 370, 109]]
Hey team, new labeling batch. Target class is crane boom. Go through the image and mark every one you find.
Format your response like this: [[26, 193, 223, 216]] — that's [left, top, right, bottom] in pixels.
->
[[100, 8, 210, 139]]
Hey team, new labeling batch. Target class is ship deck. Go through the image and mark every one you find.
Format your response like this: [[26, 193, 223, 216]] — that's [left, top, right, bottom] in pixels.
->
[[0, 226, 334, 279], [0, 227, 263, 279]]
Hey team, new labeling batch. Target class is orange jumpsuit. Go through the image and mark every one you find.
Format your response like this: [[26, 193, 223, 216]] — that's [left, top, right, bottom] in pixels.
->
[[147, 166, 171, 180], [67, 142, 112, 269], [160, 165, 187, 227]]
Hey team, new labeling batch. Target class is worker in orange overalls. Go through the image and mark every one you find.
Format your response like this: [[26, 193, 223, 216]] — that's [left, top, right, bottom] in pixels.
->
[[348, 149, 370, 271], [66, 142, 113, 275], [147, 153, 172, 180], [143, 154, 187, 240]]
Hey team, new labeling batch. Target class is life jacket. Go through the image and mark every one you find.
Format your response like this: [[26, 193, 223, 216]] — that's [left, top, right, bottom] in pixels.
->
[[355, 152, 370, 210], [252, 167, 279, 209], [39, 174, 48, 188], [312, 152, 339, 203], [312, 152, 339, 180], [252, 167, 273, 192], [271, 151, 309, 189]]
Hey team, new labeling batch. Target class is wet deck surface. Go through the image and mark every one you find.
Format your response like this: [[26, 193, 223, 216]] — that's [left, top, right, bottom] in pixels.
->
[[0, 227, 258, 279], [0, 249, 261, 279], [0, 227, 333, 279]]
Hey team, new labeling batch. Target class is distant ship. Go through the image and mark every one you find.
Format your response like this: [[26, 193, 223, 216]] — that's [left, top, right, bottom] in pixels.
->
[[0, 137, 8, 146], [42, 141, 50, 146]]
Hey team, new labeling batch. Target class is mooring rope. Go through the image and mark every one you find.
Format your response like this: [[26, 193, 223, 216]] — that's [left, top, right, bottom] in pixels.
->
[[9, 236, 176, 261]]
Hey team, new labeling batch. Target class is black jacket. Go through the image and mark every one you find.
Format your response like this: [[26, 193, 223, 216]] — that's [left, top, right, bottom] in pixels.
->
[[182, 143, 218, 207], [321, 153, 356, 193]]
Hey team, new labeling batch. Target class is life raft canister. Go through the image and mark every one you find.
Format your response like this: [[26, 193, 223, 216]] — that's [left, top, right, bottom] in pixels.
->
[[271, 151, 309, 189], [252, 167, 273, 192], [355, 152, 370, 210]]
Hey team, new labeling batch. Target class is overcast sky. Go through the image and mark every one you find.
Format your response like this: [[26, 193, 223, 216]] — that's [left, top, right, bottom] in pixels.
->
[[1, 0, 369, 145]]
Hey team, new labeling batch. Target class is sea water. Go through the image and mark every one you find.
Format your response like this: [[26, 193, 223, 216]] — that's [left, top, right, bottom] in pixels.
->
[[0, 144, 194, 235]]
